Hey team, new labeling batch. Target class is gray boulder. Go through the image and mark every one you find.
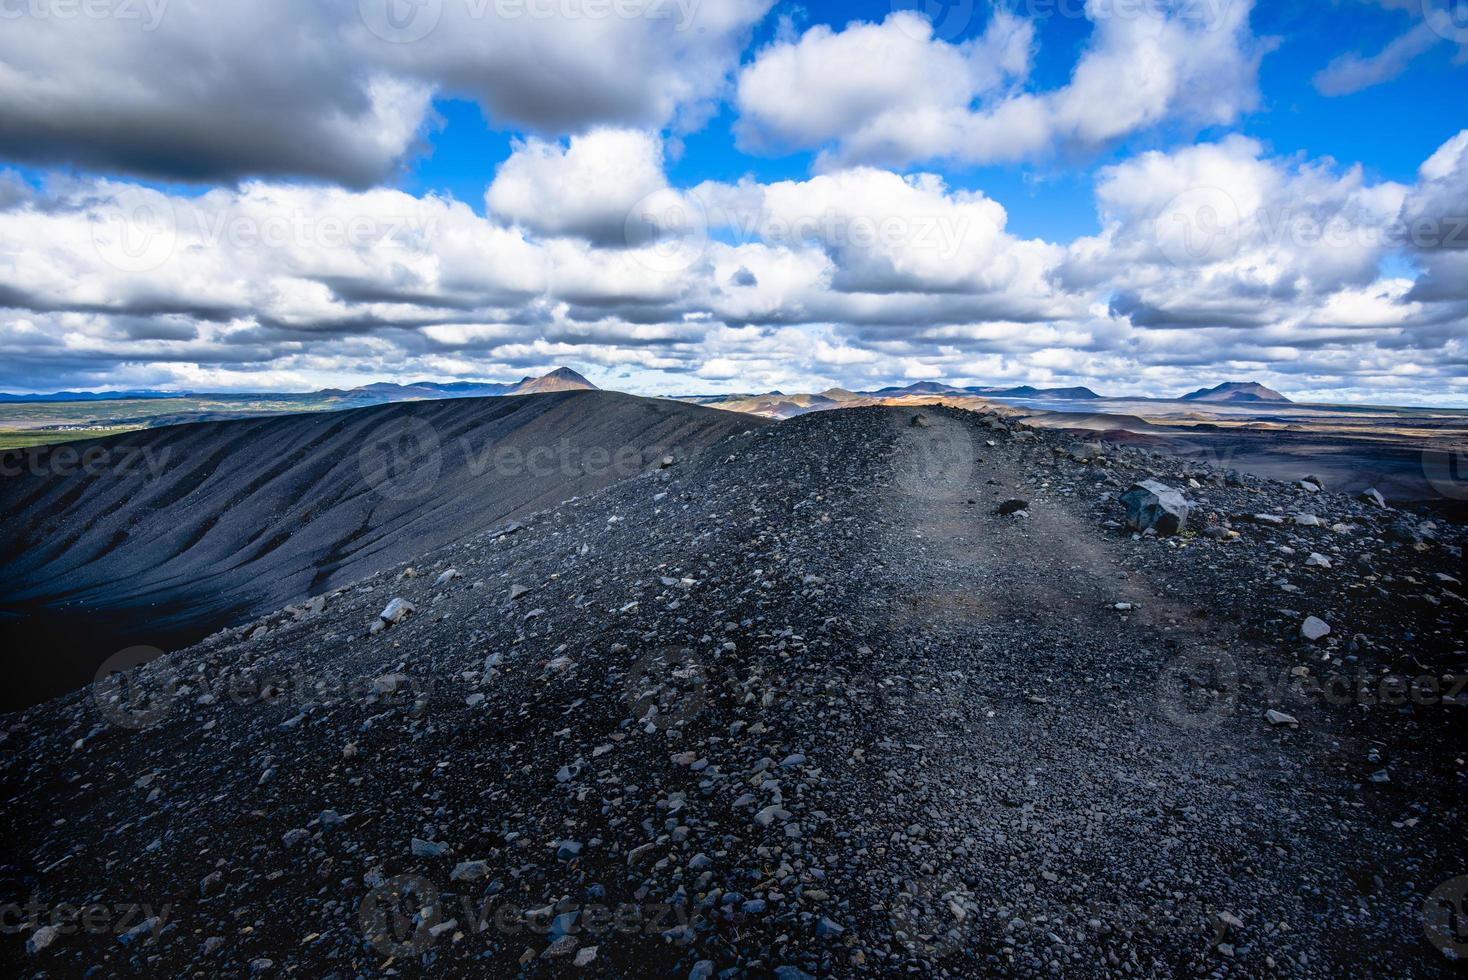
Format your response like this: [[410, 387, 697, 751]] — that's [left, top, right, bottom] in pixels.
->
[[1358, 487, 1387, 509], [1119, 480, 1190, 535]]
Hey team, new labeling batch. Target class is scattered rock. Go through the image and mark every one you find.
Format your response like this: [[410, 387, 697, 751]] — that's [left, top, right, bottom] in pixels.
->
[[378, 598, 415, 625], [1120, 480, 1190, 535]]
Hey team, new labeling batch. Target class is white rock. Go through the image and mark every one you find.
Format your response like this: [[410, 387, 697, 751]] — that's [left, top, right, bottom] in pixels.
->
[[1265, 709, 1299, 727], [1301, 616, 1331, 641], [379, 598, 415, 624]]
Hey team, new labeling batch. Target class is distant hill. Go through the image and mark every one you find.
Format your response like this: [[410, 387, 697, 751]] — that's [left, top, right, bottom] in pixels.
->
[[861, 381, 1102, 400], [967, 385, 1102, 400], [0, 389, 187, 403], [509, 367, 597, 395], [866, 382, 962, 397], [1180, 381, 1291, 403], [0, 368, 596, 410]]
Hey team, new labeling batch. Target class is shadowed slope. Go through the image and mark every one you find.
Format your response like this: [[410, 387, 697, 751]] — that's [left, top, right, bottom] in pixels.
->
[[0, 390, 764, 708]]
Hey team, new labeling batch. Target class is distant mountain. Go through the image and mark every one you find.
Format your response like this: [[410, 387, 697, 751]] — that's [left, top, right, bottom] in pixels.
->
[[0, 389, 186, 403], [0, 369, 595, 408], [866, 381, 962, 397], [344, 369, 595, 401], [966, 385, 1102, 400], [1180, 381, 1291, 403], [509, 367, 597, 395]]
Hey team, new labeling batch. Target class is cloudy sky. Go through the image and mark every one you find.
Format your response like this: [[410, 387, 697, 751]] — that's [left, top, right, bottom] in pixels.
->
[[1, 0, 1465, 404]]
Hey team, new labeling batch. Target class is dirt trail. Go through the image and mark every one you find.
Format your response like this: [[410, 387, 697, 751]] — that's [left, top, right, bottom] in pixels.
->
[[826, 410, 1436, 975]]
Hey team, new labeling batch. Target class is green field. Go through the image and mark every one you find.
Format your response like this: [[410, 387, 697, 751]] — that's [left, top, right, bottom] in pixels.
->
[[0, 393, 366, 452], [0, 427, 146, 451]]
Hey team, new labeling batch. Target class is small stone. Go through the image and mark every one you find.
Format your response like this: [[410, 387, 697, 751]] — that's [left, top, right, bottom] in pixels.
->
[[434, 568, 462, 586], [378, 598, 415, 624], [1301, 616, 1331, 641], [27, 925, 59, 955], [1265, 709, 1299, 728], [816, 916, 845, 936], [754, 805, 792, 827], [411, 838, 448, 859], [450, 860, 490, 881], [509, 584, 531, 601]]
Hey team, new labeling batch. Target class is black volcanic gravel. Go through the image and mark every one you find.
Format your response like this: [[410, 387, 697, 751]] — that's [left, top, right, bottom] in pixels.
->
[[2, 405, 1464, 977]]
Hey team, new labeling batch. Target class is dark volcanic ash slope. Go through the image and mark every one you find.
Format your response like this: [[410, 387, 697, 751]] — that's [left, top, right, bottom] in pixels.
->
[[0, 391, 763, 709], [2, 406, 1464, 977]]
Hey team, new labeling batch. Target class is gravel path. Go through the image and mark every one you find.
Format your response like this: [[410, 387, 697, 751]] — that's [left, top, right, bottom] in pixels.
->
[[2, 405, 1463, 977]]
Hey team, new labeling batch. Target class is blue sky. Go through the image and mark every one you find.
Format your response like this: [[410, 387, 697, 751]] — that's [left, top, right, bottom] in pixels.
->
[[398, 1, 1465, 240], [0, 0, 1465, 403]]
